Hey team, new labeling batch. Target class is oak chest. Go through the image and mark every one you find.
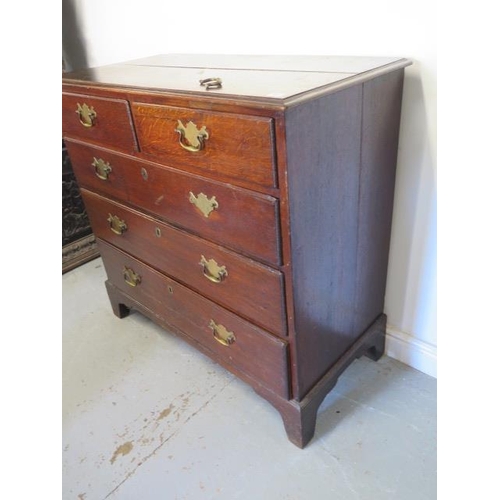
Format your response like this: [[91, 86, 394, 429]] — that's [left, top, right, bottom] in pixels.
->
[[62, 54, 411, 447]]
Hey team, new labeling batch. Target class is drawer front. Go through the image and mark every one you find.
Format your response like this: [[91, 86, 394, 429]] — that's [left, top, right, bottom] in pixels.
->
[[132, 103, 276, 190], [62, 92, 138, 151], [99, 240, 289, 398], [82, 189, 287, 336], [65, 139, 128, 199], [66, 139, 281, 265]]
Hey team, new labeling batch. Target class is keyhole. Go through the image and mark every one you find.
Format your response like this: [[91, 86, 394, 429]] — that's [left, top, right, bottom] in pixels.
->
[[155, 227, 161, 237], [141, 167, 148, 180], [168, 286, 173, 294]]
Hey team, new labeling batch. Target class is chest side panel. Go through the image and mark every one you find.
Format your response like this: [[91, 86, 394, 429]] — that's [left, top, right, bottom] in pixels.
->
[[352, 70, 405, 335], [285, 85, 363, 398]]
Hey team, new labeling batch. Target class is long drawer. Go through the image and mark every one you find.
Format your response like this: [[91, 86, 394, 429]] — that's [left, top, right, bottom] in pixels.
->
[[132, 103, 277, 190], [98, 240, 289, 398], [66, 138, 281, 265], [82, 189, 287, 337]]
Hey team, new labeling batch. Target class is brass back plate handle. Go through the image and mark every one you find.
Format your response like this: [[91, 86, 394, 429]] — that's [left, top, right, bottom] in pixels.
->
[[189, 192, 218, 218], [123, 266, 141, 287], [200, 255, 228, 283], [209, 320, 235, 347], [76, 103, 97, 127], [107, 214, 128, 235], [92, 157, 112, 180], [175, 120, 209, 152]]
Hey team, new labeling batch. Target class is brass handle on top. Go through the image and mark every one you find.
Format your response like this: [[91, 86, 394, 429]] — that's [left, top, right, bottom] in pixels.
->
[[107, 214, 128, 235], [199, 255, 228, 283], [175, 120, 209, 152], [123, 266, 141, 287], [76, 103, 97, 128], [92, 157, 112, 180], [209, 320, 235, 347], [199, 77, 222, 90]]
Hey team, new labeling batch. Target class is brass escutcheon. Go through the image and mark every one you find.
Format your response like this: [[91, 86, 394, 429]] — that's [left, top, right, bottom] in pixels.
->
[[209, 320, 235, 347], [107, 214, 127, 235], [175, 120, 209, 152], [92, 157, 112, 180], [189, 192, 218, 218], [199, 255, 228, 283], [123, 266, 141, 287], [76, 103, 97, 127]]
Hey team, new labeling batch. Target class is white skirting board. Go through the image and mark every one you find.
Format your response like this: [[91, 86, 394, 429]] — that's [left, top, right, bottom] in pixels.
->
[[385, 325, 437, 378]]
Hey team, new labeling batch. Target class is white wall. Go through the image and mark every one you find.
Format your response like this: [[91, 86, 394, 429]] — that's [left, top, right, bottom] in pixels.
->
[[65, 0, 437, 377]]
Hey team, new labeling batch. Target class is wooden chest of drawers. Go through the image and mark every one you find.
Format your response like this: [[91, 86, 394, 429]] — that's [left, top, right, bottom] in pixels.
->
[[62, 54, 411, 447]]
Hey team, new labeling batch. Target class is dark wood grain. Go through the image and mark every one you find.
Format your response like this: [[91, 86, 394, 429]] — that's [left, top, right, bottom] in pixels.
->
[[284, 73, 405, 400], [272, 112, 301, 398], [99, 239, 289, 398], [352, 70, 405, 335], [62, 92, 138, 152], [132, 103, 277, 189], [253, 314, 387, 447], [285, 85, 363, 398], [106, 280, 131, 319], [65, 139, 282, 266], [81, 189, 287, 336]]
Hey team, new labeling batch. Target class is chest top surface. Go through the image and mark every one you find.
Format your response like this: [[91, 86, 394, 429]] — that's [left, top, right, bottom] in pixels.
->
[[62, 54, 411, 105]]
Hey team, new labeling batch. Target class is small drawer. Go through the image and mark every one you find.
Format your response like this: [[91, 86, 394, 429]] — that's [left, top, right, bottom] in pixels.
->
[[98, 240, 289, 399], [132, 103, 277, 190], [82, 189, 287, 336], [66, 139, 281, 266], [62, 92, 138, 152]]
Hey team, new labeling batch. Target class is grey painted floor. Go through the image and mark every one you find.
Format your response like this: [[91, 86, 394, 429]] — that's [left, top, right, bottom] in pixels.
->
[[63, 258, 436, 500]]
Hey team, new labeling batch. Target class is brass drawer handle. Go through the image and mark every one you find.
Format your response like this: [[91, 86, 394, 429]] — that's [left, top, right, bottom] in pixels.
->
[[200, 77, 222, 90], [189, 191, 218, 218], [76, 103, 97, 128], [200, 255, 228, 283], [123, 266, 141, 287], [209, 320, 235, 347], [92, 157, 112, 180], [107, 214, 127, 235], [175, 120, 209, 152]]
